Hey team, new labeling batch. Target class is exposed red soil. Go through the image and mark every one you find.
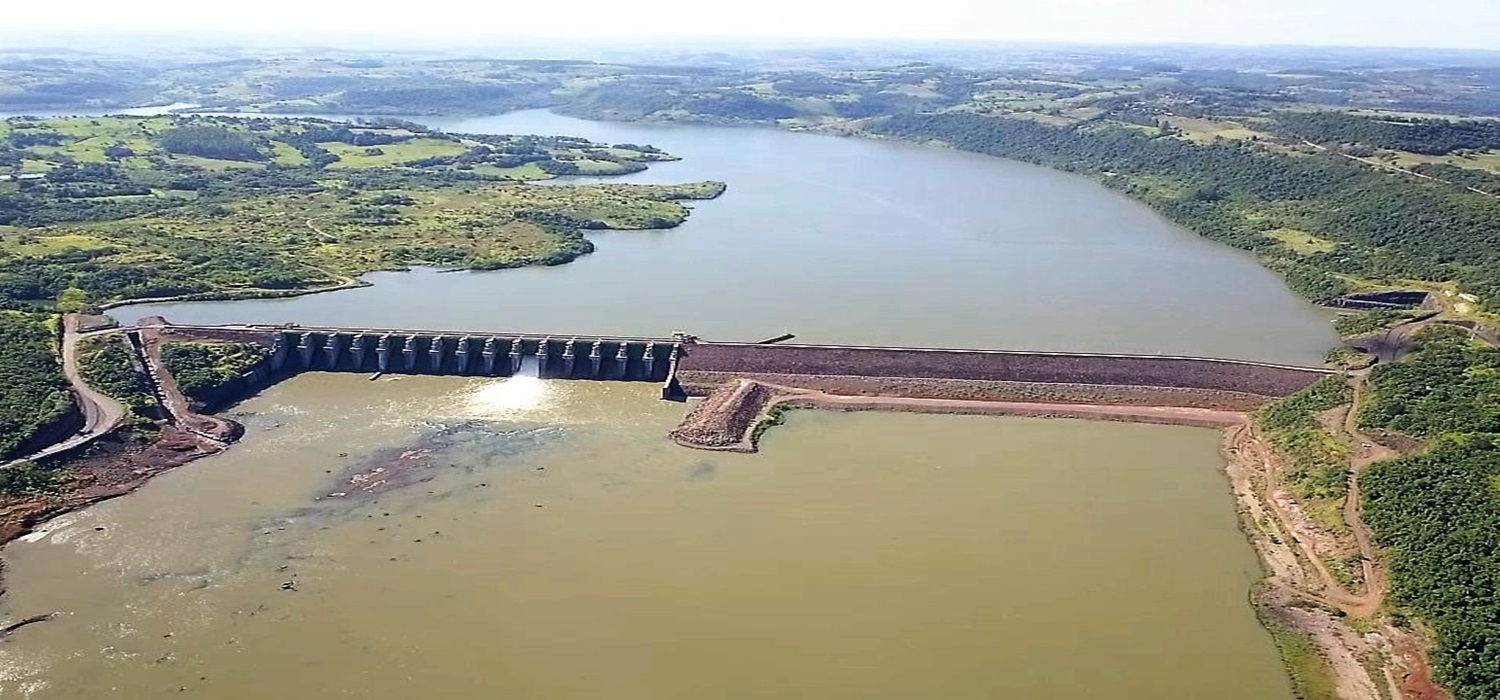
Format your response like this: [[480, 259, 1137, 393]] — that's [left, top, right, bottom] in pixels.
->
[[135, 323, 244, 443]]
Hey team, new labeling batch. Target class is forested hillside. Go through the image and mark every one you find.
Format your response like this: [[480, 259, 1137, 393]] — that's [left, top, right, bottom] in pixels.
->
[[1273, 111, 1500, 155], [1361, 328, 1500, 699], [0, 313, 73, 460], [871, 112, 1500, 306]]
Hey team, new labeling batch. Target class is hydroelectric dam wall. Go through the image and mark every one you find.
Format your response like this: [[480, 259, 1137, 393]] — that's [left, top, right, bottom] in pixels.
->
[[143, 319, 1331, 412], [155, 323, 680, 381]]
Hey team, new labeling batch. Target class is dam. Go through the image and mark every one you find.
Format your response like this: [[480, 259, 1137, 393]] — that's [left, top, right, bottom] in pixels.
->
[[134, 319, 1332, 418]]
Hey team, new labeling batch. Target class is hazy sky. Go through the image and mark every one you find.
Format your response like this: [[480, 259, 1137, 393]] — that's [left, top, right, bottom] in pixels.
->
[[7, 0, 1499, 50]]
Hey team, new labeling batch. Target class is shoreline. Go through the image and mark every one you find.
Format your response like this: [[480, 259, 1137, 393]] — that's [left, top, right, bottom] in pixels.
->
[[668, 378, 1248, 454], [98, 274, 373, 313]]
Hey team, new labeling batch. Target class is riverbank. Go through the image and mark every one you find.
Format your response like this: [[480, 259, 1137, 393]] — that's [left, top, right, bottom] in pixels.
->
[[0, 320, 247, 587], [0, 425, 228, 595], [96, 274, 372, 312], [1223, 421, 1447, 700], [0, 107, 1397, 698]]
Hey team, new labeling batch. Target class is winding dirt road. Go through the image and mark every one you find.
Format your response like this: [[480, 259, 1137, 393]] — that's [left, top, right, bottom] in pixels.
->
[[1338, 373, 1393, 615], [1, 316, 127, 468]]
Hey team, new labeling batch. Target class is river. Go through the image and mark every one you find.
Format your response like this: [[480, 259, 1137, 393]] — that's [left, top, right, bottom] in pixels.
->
[[0, 110, 1326, 698]]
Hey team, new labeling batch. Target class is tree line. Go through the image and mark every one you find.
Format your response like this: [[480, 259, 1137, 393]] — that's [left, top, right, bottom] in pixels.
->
[[1273, 111, 1500, 155], [871, 112, 1500, 306]]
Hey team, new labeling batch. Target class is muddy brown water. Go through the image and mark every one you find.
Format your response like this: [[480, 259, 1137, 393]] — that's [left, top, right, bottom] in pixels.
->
[[0, 376, 1289, 698], [2, 110, 1319, 697]]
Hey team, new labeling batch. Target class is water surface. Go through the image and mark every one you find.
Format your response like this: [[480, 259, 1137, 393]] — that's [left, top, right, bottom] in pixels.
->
[[0, 376, 1291, 699], [109, 110, 1335, 364]]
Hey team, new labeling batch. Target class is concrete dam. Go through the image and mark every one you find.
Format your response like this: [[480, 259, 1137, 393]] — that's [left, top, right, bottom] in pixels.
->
[[126, 318, 1337, 454], [266, 329, 681, 382], [143, 319, 1332, 413]]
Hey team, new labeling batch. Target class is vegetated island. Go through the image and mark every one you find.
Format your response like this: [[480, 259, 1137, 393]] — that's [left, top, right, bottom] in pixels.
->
[[0, 113, 723, 470]]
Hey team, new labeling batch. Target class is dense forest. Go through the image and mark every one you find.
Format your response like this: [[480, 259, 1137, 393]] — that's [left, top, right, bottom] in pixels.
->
[[1273, 111, 1500, 155], [1361, 327, 1500, 436], [871, 112, 1500, 306], [158, 125, 267, 161], [159, 342, 269, 404], [0, 313, 73, 460], [78, 337, 153, 410], [1360, 327, 1500, 699]]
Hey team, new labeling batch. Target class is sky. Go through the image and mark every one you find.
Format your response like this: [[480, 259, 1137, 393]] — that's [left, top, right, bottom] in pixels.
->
[[4, 0, 1499, 50]]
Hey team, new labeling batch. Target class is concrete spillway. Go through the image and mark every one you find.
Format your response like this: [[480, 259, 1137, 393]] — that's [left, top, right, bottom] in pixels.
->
[[267, 329, 679, 382]]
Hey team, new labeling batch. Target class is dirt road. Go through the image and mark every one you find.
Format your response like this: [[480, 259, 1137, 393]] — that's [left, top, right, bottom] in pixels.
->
[[1338, 373, 1394, 615], [1, 316, 126, 468]]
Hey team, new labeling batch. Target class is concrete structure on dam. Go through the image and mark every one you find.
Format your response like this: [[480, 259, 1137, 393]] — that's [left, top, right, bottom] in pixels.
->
[[137, 319, 1332, 412], [98, 317, 1341, 456], [263, 328, 681, 382]]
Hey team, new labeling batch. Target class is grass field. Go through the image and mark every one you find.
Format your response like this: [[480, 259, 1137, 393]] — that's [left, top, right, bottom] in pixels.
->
[[322, 138, 470, 168], [1265, 228, 1339, 255], [3, 115, 680, 181], [0, 115, 724, 310], [1386, 149, 1500, 174], [1166, 116, 1271, 144]]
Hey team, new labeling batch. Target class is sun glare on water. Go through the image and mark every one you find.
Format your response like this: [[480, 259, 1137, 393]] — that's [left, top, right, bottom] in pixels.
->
[[468, 376, 551, 415]]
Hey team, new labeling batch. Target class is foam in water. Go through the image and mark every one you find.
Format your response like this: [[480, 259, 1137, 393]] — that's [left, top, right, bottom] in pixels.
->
[[468, 373, 549, 415]]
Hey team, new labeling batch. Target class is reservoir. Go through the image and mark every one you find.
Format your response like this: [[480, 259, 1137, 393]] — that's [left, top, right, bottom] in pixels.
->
[[109, 110, 1335, 364], [0, 111, 1327, 697]]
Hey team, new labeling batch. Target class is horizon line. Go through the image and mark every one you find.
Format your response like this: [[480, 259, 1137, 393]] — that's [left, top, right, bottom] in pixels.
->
[[1, 33, 1499, 57]]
